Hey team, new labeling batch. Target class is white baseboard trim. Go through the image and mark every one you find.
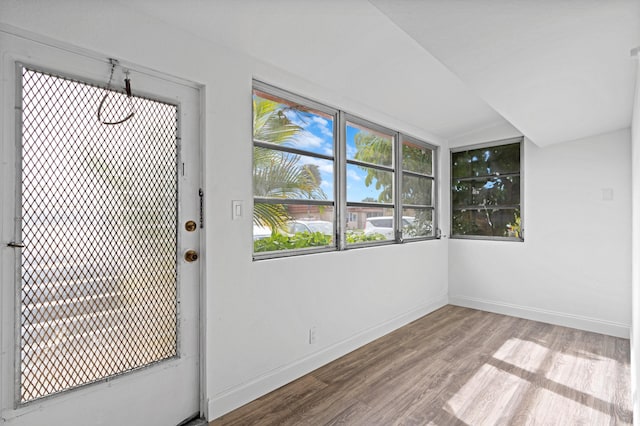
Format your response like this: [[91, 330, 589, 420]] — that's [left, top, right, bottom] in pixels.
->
[[449, 295, 630, 339], [207, 295, 448, 420]]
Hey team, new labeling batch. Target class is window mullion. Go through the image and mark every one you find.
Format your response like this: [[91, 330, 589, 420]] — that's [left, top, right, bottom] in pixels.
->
[[337, 110, 347, 251], [253, 81, 440, 258], [394, 132, 402, 241]]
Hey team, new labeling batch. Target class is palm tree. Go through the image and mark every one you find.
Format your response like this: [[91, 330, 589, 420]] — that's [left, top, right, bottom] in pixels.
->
[[253, 96, 326, 231]]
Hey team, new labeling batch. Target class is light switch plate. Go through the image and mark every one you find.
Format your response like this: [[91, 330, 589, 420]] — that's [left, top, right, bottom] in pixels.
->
[[232, 200, 243, 220]]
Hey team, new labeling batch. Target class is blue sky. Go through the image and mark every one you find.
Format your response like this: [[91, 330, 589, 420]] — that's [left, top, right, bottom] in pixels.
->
[[283, 109, 384, 203]]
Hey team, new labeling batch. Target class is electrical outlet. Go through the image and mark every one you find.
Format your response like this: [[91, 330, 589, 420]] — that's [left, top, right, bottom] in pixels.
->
[[309, 326, 317, 344]]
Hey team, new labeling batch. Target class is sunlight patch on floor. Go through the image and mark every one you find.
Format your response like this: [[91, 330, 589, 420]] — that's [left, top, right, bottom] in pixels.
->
[[446, 364, 529, 425], [525, 387, 603, 425], [545, 349, 623, 404], [492, 338, 549, 373], [444, 337, 631, 425]]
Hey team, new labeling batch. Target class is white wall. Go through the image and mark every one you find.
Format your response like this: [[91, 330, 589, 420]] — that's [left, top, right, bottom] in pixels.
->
[[630, 49, 639, 426], [1, 2, 633, 424], [449, 123, 632, 337], [0, 1, 449, 422]]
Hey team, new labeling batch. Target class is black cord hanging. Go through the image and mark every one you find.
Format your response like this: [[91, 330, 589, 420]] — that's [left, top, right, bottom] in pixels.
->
[[97, 58, 135, 125]]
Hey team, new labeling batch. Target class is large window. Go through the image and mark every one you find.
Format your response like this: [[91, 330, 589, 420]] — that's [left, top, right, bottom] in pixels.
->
[[253, 82, 438, 258], [451, 138, 523, 240], [401, 135, 436, 239], [345, 116, 396, 245], [253, 84, 337, 255]]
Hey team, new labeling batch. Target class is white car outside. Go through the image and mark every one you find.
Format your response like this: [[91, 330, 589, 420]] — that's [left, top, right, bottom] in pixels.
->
[[364, 216, 414, 239]]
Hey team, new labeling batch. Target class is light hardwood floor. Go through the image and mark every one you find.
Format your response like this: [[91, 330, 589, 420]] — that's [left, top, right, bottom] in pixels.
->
[[210, 305, 631, 425]]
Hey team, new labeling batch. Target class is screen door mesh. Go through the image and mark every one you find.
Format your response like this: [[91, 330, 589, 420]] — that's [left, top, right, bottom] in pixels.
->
[[19, 67, 179, 403]]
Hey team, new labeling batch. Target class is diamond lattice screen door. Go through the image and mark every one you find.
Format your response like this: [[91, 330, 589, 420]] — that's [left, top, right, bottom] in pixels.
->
[[2, 40, 201, 426]]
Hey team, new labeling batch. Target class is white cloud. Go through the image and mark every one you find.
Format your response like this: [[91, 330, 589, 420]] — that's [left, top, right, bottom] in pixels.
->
[[298, 156, 334, 175], [312, 116, 333, 138], [346, 144, 357, 158], [347, 169, 362, 182], [312, 116, 328, 127], [283, 110, 305, 127], [293, 131, 324, 149]]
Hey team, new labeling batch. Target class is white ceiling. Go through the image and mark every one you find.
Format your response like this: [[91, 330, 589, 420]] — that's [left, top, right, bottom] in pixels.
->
[[122, 0, 638, 146], [371, 0, 640, 146], [119, 0, 505, 141]]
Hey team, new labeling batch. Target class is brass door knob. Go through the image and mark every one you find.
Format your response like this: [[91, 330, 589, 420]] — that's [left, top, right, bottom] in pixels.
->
[[184, 250, 198, 262], [185, 220, 197, 232]]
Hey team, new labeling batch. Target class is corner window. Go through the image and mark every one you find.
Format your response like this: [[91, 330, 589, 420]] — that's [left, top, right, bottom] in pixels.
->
[[253, 81, 439, 259], [451, 138, 522, 240]]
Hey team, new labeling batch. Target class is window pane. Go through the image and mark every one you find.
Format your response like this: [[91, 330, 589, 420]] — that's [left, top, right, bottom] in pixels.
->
[[451, 176, 520, 207], [452, 208, 521, 238], [402, 142, 432, 175], [488, 143, 520, 175], [346, 122, 393, 166], [346, 206, 394, 243], [453, 143, 521, 178], [451, 151, 471, 177], [451, 140, 521, 240], [402, 174, 432, 206], [346, 164, 393, 203], [253, 204, 335, 253], [469, 148, 491, 177], [253, 90, 334, 157], [254, 147, 333, 201], [402, 208, 433, 238]]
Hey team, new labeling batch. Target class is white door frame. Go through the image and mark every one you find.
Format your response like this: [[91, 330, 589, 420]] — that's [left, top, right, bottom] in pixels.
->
[[0, 28, 206, 426]]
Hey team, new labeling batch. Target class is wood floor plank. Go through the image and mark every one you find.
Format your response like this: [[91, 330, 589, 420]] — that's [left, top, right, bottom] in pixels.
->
[[209, 305, 632, 425]]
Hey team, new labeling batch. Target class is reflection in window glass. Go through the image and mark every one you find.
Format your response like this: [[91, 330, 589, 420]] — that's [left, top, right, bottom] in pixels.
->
[[451, 141, 522, 239]]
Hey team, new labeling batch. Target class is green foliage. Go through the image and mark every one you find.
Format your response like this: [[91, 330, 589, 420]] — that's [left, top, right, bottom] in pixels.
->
[[354, 132, 393, 202], [507, 212, 522, 238], [451, 143, 522, 238], [345, 232, 385, 244], [252, 96, 326, 230], [353, 133, 433, 205], [403, 210, 433, 238], [253, 97, 302, 143], [253, 231, 332, 252], [253, 230, 387, 252], [451, 143, 520, 178], [253, 148, 325, 201], [402, 143, 433, 175]]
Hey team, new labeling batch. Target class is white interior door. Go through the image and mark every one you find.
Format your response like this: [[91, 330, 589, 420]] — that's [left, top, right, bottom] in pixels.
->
[[0, 33, 202, 426]]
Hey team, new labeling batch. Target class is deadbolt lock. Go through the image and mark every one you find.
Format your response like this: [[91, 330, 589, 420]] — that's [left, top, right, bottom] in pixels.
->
[[184, 250, 199, 262], [185, 220, 197, 232]]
